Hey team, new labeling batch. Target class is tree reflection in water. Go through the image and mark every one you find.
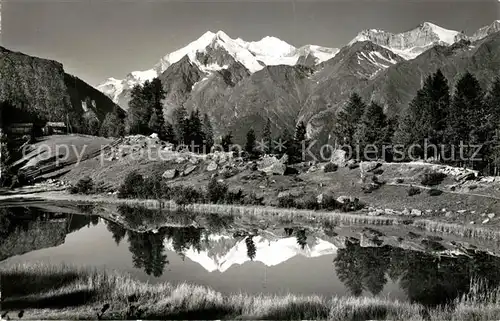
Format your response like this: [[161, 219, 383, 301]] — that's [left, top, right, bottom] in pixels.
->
[[334, 240, 500, 306]]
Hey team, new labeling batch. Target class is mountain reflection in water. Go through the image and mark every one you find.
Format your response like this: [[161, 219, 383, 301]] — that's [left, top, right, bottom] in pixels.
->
[[1, 203, 500, 307]]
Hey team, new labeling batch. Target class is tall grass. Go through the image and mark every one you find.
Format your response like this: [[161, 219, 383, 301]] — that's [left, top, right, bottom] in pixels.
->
[[2, 263, 500, 320]]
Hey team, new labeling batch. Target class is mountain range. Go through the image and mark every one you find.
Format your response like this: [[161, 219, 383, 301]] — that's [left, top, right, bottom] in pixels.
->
[[96, 20, 500, 143]]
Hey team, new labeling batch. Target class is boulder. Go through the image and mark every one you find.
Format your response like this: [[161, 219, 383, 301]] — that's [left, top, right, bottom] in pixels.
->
[[385, 209, 398, 215], [360, 161, 382, 173], [331, 149, 347, 167], [488, 213, 496, 219], [206, 162, 218, 172], [258, 155, 287, 176], [411, 209, 422, 217], [162, 169, 177, 180], [183, 165, 197, 176], [337, 196, 356, 204], [482, 218, 490, 224], [189, 157, 200, 165], [175, 157, 186, 164], [278, 191, 291, 198]]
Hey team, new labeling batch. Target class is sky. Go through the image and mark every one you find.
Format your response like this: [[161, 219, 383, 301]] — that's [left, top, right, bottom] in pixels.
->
[[2, 0, 499, 86]]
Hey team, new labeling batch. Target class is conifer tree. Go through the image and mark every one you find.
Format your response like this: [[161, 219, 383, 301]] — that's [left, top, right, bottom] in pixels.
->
[[245, 128, 257, 159], [482, 77, 500, 174], [187, 110, 204, 152], [333, 93, 367, 148], [202, 113, 214, 153], [262, 118, 272, 154], [354, 101, 389, 160], [165, 122, 176, 144], [127, 82, 152, 135], [173, 106, 188, 145], [147, 78, 167, 140], [290, 121, 307, 163], [445, 72, 484, 167], [275, 128, 292, 157], [221, 132, 233, 153]]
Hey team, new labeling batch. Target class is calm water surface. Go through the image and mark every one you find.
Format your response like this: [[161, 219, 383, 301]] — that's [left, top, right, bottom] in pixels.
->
[[1, 202, 500, 307]]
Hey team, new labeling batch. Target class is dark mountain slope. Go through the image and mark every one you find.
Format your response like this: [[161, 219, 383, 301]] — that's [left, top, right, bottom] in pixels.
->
[[0, 46, 121, 130], [308, 32, 500, 142]]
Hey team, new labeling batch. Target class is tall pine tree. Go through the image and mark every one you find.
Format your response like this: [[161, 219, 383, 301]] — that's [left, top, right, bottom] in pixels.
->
[[445, 72, 484, 167], [221, 132, 233, 153], [147, 78, 167, 140], [127, 82, 152, 135], [173, 106, 188, 145], [187, 110, 204, 152], [290, 121, 307, 163], [245, 128, 257, 159], [202, 113, 214, 153], [334, 93, 367, 149], [482, 77, 500, 174], [262, 118, 272, 154], [354, 101, 389, 160]]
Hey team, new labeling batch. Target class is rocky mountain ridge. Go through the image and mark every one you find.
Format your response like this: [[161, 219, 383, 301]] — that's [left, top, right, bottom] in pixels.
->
[[97, 20, 500, 143]]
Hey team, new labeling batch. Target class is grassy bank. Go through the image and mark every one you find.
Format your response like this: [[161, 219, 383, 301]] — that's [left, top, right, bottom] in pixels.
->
[[1, 263, 500, 320]]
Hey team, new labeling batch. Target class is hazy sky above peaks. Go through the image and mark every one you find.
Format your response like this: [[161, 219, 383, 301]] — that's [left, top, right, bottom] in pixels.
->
[[2, 0, 499, 86]]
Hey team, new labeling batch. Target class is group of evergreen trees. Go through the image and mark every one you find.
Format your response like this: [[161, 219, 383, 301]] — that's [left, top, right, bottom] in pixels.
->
[[333, 70, 500, 175], [242, 119, 308, 163], [125, 78, 214, 152]]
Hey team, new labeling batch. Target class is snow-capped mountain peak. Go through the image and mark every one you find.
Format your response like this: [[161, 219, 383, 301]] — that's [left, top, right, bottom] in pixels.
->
[[97, 30, 339, 107], [472, 20, 500, 41], [349, 22, 467, 60]]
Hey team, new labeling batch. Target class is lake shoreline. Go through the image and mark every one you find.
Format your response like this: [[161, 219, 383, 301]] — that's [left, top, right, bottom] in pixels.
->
[[2, 189, 500, 243]]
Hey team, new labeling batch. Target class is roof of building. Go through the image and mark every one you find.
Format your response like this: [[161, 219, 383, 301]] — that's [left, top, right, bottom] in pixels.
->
[[46, 122, 66, 127]]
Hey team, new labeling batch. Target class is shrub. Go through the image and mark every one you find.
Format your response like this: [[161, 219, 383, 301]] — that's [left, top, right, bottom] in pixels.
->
[[224, 189, 244, 204], [421, 172, 447, 186], [207, 178, 229, 204], [407, 186, 421, 197], [118, 172, 144, 198], [70, 176, 94, 194], [278, 195, 296, 208], [170, 186, 205, 205], [142, 175, 163, 199], [324, 163, 339, 173], [396, 178, 404, 184], [341, 198, 364, 212], [373, 168, 384, 175], [468, 184, 478, 190], [320, 194, 342, 211], [295, 196, 319, 210], [428, 188, 443, 196]]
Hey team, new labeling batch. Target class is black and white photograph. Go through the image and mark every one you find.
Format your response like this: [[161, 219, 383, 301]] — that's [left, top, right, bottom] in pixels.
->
[[1, 0, 500, 320]]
